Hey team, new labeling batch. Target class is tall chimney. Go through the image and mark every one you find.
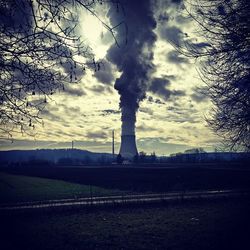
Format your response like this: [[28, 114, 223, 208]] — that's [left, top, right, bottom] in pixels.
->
[[119, 108, 138, 159]]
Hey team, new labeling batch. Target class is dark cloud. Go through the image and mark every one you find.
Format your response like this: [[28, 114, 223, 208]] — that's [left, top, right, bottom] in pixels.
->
[[158, 12, 169, 23], [61, 60, 85, 80], [155, 0, 185, 27], [149, 77, 186, 100], [160, 26, 185, 46], [158, 12, 209, 54], [192, 42, 211, 50], [101, 109, 121, 116], [167, 50, 189, 64], [149, 78, 171, 100], [155, 98, 165, 104], [147, 96, 165, 105], [93, 59, 114, 85], [170, 0, 183, 4], [154, 0, 183, 11], [171, 89, 186, 97]]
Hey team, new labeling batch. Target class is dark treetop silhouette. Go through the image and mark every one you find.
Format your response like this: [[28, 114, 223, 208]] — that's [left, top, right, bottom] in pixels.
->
[[180, 0, 250, 151]]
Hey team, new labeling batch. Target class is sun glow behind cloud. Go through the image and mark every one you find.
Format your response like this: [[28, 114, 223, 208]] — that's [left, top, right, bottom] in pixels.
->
[[79, 9, 112, 59]]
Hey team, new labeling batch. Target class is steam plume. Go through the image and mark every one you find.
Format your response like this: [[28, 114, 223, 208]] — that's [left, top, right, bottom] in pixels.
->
[[107, 0, 156, 135]]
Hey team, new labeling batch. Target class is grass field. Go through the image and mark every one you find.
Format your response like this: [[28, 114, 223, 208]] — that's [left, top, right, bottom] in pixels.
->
[[1, 199, 250, 250], [0, 172, 126, 204], [3, 165, 250, 193]]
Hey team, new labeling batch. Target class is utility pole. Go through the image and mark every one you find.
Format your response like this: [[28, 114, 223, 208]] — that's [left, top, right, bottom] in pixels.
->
[[72, 140, 74, 150], [112, 130, 115, 159]]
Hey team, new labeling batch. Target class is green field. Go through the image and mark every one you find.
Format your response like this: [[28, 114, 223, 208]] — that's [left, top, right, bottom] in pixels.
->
[[3, 165, 250, 193], [1, 199, 250, 250], [0, 172, 126, 204]]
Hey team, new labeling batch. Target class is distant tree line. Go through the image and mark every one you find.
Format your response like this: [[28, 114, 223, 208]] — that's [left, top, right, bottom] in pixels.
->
[[116, 152, 157, 164], [4, 155, 114, 167]]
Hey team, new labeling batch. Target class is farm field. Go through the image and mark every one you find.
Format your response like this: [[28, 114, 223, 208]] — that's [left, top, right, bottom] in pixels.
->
[[1, 199, 250, 250], [0, 172, 126, 204], [2, 164, 250, 194]]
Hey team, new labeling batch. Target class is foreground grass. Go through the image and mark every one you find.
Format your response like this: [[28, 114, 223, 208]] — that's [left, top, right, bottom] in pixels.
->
[[0, 199, 249, 250], [0, 172, 126, 204]]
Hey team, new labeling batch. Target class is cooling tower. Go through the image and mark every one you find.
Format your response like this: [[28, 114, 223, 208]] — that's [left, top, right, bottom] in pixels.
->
[[119, 107, 138, 159], [119, 135, 138, 159]]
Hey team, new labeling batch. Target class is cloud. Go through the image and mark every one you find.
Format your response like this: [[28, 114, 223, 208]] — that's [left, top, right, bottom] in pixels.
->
[[101, 109, 121, 116], [93, 59, 115, 85], [149, 78, 171, 100], [149, 77, 186, 100], [171, 89, 186, 97], [89, 85, 112, 94], [102, 109, 121, 116], [191, 90, 209, 103], [167, 50, 189, 64], [158, 12, 169, 23], [137, 122, 162, 132], [60, 104, 82, 117], [40, 108, 63, 122], [63, 85, 86, 96], [136, 137, 194, 155], [85, 131, 107, 140], [164, 103, 201, 124], [170, 0, 183, 4], [147, 96, 165, 105], [139, 107, 154, 116], [192, 42, 211, 51], [61, 61, 85, 80], [160, 26, 186, 46]]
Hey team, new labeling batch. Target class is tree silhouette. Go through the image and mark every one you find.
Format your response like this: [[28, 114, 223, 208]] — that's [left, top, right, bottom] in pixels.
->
[[116, 153, 123, 164], [182, 0, 250, 151], [0, 0, 123, 137]]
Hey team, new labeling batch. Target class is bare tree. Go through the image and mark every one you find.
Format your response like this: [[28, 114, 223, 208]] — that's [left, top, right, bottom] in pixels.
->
[[0, 0, 123, 137], [181, 0, 250, 151]]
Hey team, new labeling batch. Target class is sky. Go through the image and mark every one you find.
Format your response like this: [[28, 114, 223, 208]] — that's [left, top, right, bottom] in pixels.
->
[[0, 0, 220, 155]]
